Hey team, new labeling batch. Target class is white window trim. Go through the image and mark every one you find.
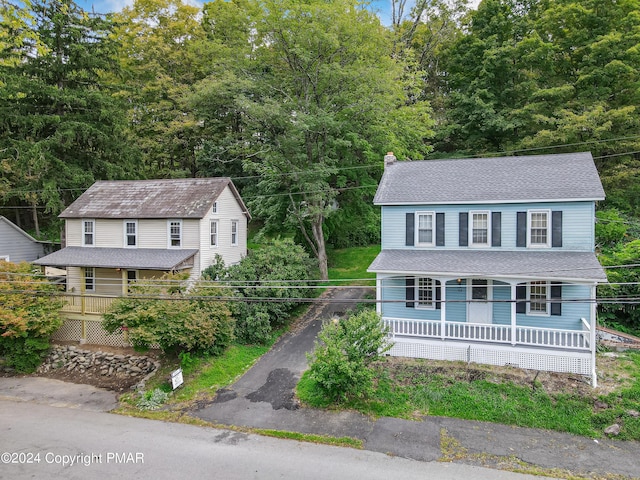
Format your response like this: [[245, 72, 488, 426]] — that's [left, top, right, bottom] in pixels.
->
[[416, 277, 436, 310], [527, 281, 550, 316], [82, 219, 95, 247], [230, 220, 239, 246], [123, 220, 138, 248], [167, 220, 182, 248], [84, 267, 95, 292], [210, 219, 219, 247], [527, 209, 551, 248], [415, 211, 435, 247], [469, 210, 491, 247], [212, 201, 218, 213]]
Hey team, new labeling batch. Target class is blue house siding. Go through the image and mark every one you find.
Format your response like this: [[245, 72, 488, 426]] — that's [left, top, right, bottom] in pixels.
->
[[381, 277, 441, 321], [445, 280, 467, 322], [492, 281, 511, 325], [381, 201, 594, 252], [515, 284, 591, 331]]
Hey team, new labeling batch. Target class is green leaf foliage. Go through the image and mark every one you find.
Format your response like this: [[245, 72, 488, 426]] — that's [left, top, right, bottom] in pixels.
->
[[102, 273, 234, 355], [203, 239, 316, 344], [0, 261, 63, 372], [306, 310, 391, 402]]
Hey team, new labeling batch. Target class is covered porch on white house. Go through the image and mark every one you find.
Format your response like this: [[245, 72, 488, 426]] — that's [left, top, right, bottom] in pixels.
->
[[368, 250, 608, 386]]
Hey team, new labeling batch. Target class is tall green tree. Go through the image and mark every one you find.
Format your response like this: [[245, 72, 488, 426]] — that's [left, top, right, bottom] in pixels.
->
[[194, 0, 434, 279], [113, 0, 213, 178], [0, 0, 137, 234]]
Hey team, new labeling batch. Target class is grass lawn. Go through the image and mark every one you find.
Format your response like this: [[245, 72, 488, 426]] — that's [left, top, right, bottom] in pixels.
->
[[327, 245, 379, 284], [298, 352, 640, 441]]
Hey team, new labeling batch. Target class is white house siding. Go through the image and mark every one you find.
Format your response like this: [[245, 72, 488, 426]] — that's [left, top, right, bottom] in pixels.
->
[[65, 219, 82, 246], [0, 219, 46, 262], [381, 201, 595, 251], [199, 185, 248, 272]]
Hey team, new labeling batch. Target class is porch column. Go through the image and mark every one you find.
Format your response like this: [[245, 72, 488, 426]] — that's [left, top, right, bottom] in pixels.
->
[[590, 284, 598, 388], [376, 276, 382, 315], [440, 278, 447, 340], [121, 269, 127, 296], [80, 267, 86, 343], [510, 282, 517, 346]]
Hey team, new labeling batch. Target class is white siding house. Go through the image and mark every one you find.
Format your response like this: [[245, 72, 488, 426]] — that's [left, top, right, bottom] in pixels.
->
[[368, 152, 607, 386], [34, 178, 250, 346]]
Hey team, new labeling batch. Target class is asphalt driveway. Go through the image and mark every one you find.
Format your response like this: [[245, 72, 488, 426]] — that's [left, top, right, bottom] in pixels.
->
[[192, 287, 640, 479]]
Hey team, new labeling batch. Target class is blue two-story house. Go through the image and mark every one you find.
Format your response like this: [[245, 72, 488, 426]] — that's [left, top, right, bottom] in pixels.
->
[[368, 152, 607, 386]]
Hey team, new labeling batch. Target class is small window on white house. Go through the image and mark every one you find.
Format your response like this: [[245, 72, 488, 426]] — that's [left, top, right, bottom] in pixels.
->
[[470, 211, 489, 246], [528, 210, 550, 247], [210, 220, 218, 247], [230, 220, 238, 246], [83, 220, 95, 246], [416, 277, 435, 309], [168, 220, 182, 248], [416, 212, 435, 246], [212, 202, 218, 213], [84, 267, 95, 292], [527, 281, 549, 315], [124, 220, 137, 247]]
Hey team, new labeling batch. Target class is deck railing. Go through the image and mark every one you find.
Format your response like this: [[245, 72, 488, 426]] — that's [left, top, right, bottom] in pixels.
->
[[383, 317, 591, 351], [60, 294, 116, 315]]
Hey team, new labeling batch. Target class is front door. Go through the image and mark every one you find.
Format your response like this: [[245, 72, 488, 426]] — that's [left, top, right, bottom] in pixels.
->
[[468, 279, 492, 324]]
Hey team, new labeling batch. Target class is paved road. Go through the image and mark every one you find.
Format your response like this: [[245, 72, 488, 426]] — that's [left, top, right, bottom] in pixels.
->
[[0, 400, 554, 480], [193, 287, 640, 479]]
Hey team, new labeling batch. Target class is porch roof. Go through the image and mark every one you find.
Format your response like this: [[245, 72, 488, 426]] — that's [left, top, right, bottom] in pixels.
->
[[368, 249, 607, 283], [33, 247, 198, 271]]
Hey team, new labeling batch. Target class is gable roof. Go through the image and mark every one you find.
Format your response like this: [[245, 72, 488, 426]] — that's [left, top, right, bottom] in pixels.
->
[[59, 178, 251, 219], [0, 216, 53, 245], [374, 152, 605, 205]]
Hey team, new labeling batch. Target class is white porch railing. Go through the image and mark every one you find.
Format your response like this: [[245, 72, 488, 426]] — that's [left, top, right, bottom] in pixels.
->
[[384, 317, 591, 351]]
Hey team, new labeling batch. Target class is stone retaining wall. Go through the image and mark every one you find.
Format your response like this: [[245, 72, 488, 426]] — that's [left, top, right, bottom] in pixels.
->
[[38, 345, 160, 390]]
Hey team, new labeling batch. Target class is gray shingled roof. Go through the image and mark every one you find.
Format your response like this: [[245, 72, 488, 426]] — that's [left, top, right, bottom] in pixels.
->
[[374, 152, 605, 205], [60, 178, 250, 219], [33, 247, 198, 270], [368, 250, 607, 282]]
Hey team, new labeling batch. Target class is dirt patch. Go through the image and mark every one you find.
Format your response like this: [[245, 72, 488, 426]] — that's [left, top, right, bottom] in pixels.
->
[[374, 354, 635, 398]]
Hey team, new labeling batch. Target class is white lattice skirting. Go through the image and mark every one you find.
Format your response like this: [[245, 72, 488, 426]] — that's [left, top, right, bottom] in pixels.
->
[[387, 337, 594, 379], [52, 319, 130, 347]]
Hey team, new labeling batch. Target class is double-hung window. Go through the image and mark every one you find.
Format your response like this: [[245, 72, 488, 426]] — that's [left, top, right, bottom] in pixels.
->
[[210, 220, 218, 247], [83, 220, 95, 246], [230, 220, 238, 246], [416, 212, 434, 246], [168, 220, 182, 248], [416, 277, 435, 309], [527, 281, 549, 315], [528, 210, 550, 247], [84, 267, 95, 292], [124, 220, 137, 247], [470, 211, 489, 247]]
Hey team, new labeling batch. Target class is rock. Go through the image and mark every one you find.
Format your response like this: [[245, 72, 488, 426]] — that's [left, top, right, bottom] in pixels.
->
[[604, 424, 621, 436], [594, 400, 609, 410], [130, 366, 142, 373], [627, 410, 640, 418]]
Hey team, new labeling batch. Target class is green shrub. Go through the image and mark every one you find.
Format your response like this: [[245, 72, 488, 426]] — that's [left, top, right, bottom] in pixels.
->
[[0, 261, 63, 373], [306, 310, 391, 402], [137, 388, 170, 410], [103, 273, 234, 356], [204, 239, 316, 344]]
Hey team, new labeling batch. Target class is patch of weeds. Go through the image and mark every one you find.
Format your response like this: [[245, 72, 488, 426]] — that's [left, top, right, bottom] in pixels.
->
[[136, 388, 170, 411], [439, 428, 467, 462], [253, 429, 363, 449]]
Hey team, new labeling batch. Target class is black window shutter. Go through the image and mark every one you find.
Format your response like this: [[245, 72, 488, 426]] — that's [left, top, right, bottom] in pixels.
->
[[406, 213, 414, 246], [516, 284, 526, 314], [435, 280, 442, 310], [491, 212, 501, 247], [459, 212, 468, 246], [552, 211, 563, 247], [550, 282, 562, 316], [516, 212, 527, 247], [436, 213, 445, 246], [406, 278, 415, 308]]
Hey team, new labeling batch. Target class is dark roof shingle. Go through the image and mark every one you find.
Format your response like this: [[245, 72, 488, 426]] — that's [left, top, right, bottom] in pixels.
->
[[368, 249, 607, 282], [60, 178, 250, 219], [374, 152, 605, 205]]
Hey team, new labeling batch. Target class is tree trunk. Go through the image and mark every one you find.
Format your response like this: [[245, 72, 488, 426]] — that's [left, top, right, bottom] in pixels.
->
[[311, 217, 328, 281], [32, 202, 40, 237]]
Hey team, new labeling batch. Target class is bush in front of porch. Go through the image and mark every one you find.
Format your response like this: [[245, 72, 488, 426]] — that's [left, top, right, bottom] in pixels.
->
[[0, 261, 64, 373]]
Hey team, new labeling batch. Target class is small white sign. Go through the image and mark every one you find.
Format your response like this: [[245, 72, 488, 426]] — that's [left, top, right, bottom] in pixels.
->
[[170, 368, 184, 390]]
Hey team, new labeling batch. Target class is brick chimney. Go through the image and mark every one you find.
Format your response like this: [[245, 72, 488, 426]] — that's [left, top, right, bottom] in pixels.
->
[[384, 152, 396, 168]]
